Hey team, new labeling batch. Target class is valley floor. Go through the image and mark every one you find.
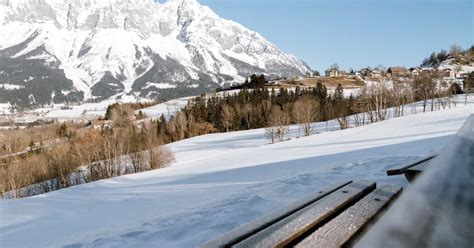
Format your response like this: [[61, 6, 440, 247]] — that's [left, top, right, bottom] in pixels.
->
[[1, 98, 473, 247]]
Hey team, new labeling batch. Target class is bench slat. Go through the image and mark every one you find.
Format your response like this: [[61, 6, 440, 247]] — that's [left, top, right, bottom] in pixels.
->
[[233, 180, 376, 248], [295, 184, 402, 248], [404, 161, 431, 182], [200, 181, 352, 248], [386, 154, 436, 176]]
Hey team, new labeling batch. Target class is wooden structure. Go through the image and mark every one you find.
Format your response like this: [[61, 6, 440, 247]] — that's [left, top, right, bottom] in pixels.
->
[[325, 68, 340, 77], [387, 66, 410, 77], [357, 114, 474, 247], [386, 154, 436, 182], [201, 180, 402, 248]]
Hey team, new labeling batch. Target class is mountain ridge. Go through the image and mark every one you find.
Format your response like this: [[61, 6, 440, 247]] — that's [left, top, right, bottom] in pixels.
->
[[0, 0, 311, 106]]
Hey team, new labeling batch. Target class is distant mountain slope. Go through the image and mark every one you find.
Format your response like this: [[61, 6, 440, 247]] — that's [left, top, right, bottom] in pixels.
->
[[0, 0, 311, 106]]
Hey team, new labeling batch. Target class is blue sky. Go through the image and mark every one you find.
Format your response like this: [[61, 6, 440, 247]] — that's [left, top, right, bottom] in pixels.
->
[[198, 0, 473, 72]]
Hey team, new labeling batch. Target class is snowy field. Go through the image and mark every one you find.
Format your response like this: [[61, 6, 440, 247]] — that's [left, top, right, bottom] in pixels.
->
[[139, 89, 241, 120], [0, 99, 473, 247], [0, 100, 116, 124], [139, 96, 193, 120], [0, 90, 238, 124]]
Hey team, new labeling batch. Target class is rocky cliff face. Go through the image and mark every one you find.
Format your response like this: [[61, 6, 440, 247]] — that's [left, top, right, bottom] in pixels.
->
[[0, 0, 311, 105]]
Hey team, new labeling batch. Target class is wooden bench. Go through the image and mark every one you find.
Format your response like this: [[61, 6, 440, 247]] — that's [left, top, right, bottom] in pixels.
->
[[386, 154, 436, 182], [201, 180, 402, 248], [357, 114, 474, 247]]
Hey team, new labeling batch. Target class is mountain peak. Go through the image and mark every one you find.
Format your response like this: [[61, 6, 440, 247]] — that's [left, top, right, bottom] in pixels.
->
[[0, 0, 311, 106]]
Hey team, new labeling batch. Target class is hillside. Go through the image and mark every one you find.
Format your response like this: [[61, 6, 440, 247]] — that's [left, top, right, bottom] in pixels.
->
[[1, 96, 473, 247]]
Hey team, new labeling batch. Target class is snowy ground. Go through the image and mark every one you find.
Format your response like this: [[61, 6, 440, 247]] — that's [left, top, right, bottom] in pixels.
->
[[0, 99, 473, 247], [139, 96, 192, 120], [0, 90, 237, 124], [0, 100, 115, 124], [139, 89, 241, 120]]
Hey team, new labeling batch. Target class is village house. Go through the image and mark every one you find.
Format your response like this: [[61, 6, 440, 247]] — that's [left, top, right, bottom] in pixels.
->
[[441, 68, 456, 78], [358, 68, 372, 79], [371, 70, 383, 78], [409, 67, 422, 76], [325, 68, 340, 77], [359, 68, 373, 78], [387, 66, 410, 77]]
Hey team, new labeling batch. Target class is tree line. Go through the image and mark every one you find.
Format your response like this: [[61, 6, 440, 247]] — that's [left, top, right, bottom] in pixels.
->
[[154, 75, 340, 144], [152, 72, 468, 145]]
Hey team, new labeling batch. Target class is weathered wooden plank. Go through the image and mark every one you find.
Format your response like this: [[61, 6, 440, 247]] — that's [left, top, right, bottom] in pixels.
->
[[200, 181, 352, 248], [386, 154, 436, 176], [233, 180, 376, 248], [357, 114, 474, 247], [295, 184, 402, 248], [405, 161, 430, 173], [404, 161, 430, 182]]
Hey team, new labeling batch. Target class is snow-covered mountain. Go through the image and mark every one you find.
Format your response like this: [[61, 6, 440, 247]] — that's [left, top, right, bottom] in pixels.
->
[[0, 0, 311, 105]]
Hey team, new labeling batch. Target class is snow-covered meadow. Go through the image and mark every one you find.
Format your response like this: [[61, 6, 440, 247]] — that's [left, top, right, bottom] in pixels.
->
[[0, 96, 473, 247], [0, 89, 237, 124], [138, 89, 241, 120]]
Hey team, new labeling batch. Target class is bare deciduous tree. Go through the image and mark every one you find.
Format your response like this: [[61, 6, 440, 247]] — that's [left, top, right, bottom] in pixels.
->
[[266, 105, 290, 143], [219, 104, 233, 132], [412, 71, 436, 113], [292, 97, 319, 136]]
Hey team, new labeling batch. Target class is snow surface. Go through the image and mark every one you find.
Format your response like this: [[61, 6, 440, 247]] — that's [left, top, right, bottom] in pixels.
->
[[0, 84, 25, 90], [40, 102, 111, 120], [0, 89, 231, 123], [1, 96, 473, 247], [26, 96, 146, 122], [437, 58, 474, 74], [140, 96, 192, 119], [139, 89, 241, 119]]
